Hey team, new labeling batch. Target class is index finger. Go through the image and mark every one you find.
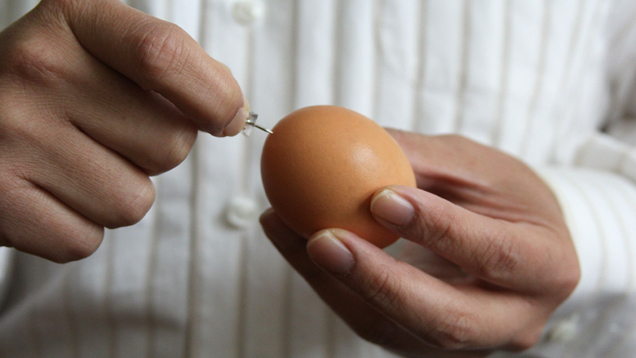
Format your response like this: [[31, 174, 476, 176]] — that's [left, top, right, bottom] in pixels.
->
[[372, 186, 577, 295], [52, 0, 247, 136]]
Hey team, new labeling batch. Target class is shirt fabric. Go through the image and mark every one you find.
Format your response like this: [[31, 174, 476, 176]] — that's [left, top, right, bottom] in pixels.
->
[[2, 0, 636, 357]]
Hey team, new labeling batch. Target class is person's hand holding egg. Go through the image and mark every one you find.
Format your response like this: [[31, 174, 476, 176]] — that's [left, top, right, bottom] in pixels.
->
[[260, 106, 580, 357]]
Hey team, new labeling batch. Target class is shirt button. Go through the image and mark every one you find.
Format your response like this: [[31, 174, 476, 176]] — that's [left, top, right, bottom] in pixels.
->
[[231, 1, 264, 26], [545, 315, 579, 343], [226, 196, 259, 228]]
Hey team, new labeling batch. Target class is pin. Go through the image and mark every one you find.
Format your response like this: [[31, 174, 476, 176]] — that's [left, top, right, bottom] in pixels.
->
[[243, 112, 273, 136]]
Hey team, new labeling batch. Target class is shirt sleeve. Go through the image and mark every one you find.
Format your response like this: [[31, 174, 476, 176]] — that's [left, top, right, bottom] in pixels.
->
[[488, 134, 636, 357], [490, 2, 636, 356]]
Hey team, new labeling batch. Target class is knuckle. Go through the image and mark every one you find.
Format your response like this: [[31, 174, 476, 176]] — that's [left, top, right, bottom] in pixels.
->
[[8, 40, 69, 88], [428, 309, 477, 350], [563, 261, 581, 293], [215, 70, 244, 122], [147, 124, 197, 174], [417, 201, 454, 251], [476, 229, 520, 281], [0, 164, 30, 192], [190, 61, 244, 135], [509, 326, 543, 351], [133, 22, 190, 87], [554, 255, 581, 300], [110, 179, 155, 227], [362, 264, 402, 312], [198, 66, 244, 135], [0, 100, 41, 144], [56, 226, 104, 263]]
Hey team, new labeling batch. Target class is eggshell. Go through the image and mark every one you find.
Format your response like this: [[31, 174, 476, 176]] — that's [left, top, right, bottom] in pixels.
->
[[261, 105, 416, 248]]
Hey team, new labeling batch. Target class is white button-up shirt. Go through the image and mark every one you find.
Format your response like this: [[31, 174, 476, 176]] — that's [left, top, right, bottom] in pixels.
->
[[2, 1, 636, 357]]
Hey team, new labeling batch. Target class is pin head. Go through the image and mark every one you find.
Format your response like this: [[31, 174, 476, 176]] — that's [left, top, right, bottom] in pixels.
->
[[243, 112, 273, 136]]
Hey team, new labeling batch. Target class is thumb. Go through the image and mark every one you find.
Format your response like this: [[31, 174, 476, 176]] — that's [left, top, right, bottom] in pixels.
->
[[47, 0, 247, 136]]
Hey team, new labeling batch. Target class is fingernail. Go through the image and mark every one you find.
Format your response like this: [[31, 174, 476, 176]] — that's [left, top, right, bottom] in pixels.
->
[[307, 230, 354, 276], [370, 189, 415, 226], [223, 101, 249, 136]]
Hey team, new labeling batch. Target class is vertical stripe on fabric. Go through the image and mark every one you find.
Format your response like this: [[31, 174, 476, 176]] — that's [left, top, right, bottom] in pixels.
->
[[518, 0, 551, 156], [600, 180, 636, 358], [235, 20, 257, 356], [608, 1, 636, 50], [183, 121, 200, 358], [335, 0, 376, 116], [599, 178, 636, 357], [490, 0, 511, 147], [370, 0, 384, 121], [280, 0, 301, 354], [604, 62, 636, 127], [452, 0, 471, 133], [603, 16, 636, 127], [143, 5, 174, 351], [234, 233, 250, 358], [325, 310, 336, 358], [372, 0, 425, 129], [28, 299, 42, 358], [331, 0, 344, 106], [326, 2, 345, 351], [183, 1, 208, 356], [555, 0, 609, 164], [552, 0, 585, 115], [561, 173, 609, 358], [144, 181, 161, 358], [279, 267, 294, 358], [410, 0, 428, 132], [566, 177, 632, 357], [242, 0, 299, 355], [545, 0, 585, 162], [62, 266, 79, 358], [565, 173, 608, 291], [103, 232, 116, 358]]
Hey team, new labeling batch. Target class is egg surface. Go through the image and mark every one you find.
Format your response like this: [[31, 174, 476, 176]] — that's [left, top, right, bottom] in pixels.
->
[[260, 105, 416, 248]]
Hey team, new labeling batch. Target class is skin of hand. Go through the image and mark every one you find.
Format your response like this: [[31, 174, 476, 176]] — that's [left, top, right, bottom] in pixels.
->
[[0, 0, 248, 262], [260, 130, 581, 357]]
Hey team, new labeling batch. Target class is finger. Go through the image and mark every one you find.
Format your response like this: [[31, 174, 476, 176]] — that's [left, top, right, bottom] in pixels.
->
[[45, 0, 247, 136], [2, 8, 197, 176], [305, 228, 544, 351], [10, 119, 155, 229], [384, 129, 562, 222], [370, 185, 567, 292], [0, 175, 104, 263], [61, 46, 198, 175], [259, 209, 433, 354], [383, 129, 505, 187]]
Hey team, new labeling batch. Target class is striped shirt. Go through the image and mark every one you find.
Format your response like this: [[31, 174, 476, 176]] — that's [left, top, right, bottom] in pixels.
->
[[2, 0, 636, 357]]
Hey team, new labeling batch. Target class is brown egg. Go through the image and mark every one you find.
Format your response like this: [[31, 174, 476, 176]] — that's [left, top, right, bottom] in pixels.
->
[[261, 105, 416, 248]]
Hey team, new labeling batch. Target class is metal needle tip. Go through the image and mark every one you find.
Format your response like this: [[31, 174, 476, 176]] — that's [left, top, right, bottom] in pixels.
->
[[254, 124, 274, 134], [244, 112, 273, 135]]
